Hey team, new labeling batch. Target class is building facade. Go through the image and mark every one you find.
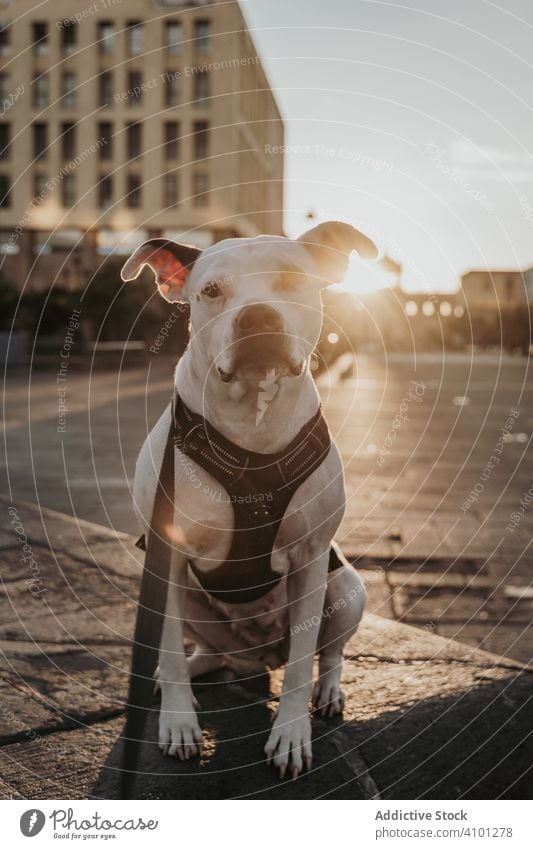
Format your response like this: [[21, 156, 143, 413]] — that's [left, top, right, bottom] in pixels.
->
[[0, 0, 284, 291], [460, 270, 527, 308], [523, 267, 533, 303]]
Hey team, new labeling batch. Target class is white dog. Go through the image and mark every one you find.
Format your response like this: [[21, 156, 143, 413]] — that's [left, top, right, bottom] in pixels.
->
[[122, 221, 376, 779]]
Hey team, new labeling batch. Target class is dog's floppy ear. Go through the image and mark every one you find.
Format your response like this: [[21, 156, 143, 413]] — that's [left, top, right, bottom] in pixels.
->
[[121, 238, 201, 302], [298, 221, 378, 285]]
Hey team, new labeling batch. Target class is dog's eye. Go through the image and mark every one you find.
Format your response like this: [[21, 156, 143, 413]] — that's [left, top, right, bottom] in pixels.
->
[[201, 281, 222, 299]]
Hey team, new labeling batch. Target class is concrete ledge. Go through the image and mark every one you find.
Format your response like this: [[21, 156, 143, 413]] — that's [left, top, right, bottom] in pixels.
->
[[0, 497, 531, 799]]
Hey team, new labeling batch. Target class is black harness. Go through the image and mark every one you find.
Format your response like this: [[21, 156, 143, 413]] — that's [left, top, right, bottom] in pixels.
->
[[121, 394, 342, 797], [173, 394, 333, 603]]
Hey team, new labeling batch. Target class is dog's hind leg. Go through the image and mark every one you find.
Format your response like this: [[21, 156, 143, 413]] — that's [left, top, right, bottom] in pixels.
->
[[154, 646, 226, 694], [313, 562, 365, 717], [187, 646, 227, 678]]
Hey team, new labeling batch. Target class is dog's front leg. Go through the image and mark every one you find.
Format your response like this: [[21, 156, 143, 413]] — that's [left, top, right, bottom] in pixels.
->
[[158, 552, 203, 760], [264, 547, 329, 779]]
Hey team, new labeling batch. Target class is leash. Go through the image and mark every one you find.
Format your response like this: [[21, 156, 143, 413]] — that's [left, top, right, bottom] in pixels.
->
[[119, 413, 175, 799]]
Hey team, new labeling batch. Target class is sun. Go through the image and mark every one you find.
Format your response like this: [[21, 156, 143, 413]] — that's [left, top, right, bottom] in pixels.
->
[[338, 254, 400, 295]]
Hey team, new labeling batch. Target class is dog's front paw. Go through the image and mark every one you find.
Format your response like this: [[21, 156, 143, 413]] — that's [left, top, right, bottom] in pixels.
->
[[312, 671, 345, 717], [158, 706, 203, 761], [264, 713, 312, 779]]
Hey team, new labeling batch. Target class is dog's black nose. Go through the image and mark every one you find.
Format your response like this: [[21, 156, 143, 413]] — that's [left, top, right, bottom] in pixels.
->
[[237, 304, 282, 335]]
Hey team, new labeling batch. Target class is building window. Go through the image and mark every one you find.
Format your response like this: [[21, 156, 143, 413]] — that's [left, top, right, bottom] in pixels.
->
[[126, 174, 141, 208], [0, 174, 11, 207], [32, 22, 49, 55], [127, 20, 144, 55], [193, 121, 209, 159], [61, 72, 77, 108], [164, 71, 180, 107], [194, 19, 211, 51], [61, 21, 77, 55], [164, 21, 182, 53], [34, 173, 48, 199], [32, 74, 49, 109], [193, 71, 209, 105], [33, 122, 48, 159], [98, 21, 115, 54], [0, 74, 9, 102], [164, 122, 179, 160], [163, 174, 179, 208], [127, 122, 142, 159], [61, 122, 76, 159], [61, 174, 76, 207], [0, 122, 10, 160], [98, 122, 113, 159], [99, 71, 113, 107], [193, 172, 209, 207], [0, 23, 11, 56], [128, 71, 143, 105], [98, 174, 113, 209]]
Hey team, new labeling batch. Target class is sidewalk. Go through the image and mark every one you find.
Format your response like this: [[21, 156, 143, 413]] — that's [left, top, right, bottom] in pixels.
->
[[0, 495, 531, 799], [338, 509, 533, 665]]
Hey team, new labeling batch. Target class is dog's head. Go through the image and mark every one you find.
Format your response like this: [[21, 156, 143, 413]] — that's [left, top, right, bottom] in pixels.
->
[[121, 221, 377, 384]]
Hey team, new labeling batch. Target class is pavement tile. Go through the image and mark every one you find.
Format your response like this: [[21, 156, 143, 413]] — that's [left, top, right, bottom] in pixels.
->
[[392, 586, 492, 625], [0, 603, 135, 646], [437, 623, 533, 664], [0, 717, 123, 800], [0, 495, 131, 550], [387, 571, 468, 589], [1, 647, 129, 720], [0, 677, 59, 742]]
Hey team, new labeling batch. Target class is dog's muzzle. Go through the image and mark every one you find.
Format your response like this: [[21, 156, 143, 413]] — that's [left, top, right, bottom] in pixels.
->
[[217, 305, 304, 382]]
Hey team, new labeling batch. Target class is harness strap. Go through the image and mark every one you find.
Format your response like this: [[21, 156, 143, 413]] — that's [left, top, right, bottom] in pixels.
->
[[119, 416, 175, 799]]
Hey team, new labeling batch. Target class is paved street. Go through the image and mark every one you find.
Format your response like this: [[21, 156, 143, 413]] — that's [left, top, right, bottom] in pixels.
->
[[3, 351, 533, 662]]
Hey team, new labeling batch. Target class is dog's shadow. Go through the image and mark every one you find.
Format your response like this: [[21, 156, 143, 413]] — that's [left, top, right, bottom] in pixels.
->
[[92, 668, 354, 800]]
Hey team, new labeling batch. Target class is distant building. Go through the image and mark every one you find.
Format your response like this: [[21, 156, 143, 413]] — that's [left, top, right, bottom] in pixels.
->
[[0, 0, 284, 291], [523, 267, 533, 303], [460, 270, 526, 308]]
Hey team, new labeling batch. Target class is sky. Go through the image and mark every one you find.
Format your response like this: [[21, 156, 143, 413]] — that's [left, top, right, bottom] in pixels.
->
[[241, 0, 533, 292]]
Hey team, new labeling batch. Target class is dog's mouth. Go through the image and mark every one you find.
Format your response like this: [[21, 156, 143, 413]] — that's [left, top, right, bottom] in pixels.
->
[[218, 336, 305, 383]]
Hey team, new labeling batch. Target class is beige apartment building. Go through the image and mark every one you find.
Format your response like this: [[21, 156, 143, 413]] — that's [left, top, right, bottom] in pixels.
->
[[460, 270, 528, 308], [0, 0, 284, 290]]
